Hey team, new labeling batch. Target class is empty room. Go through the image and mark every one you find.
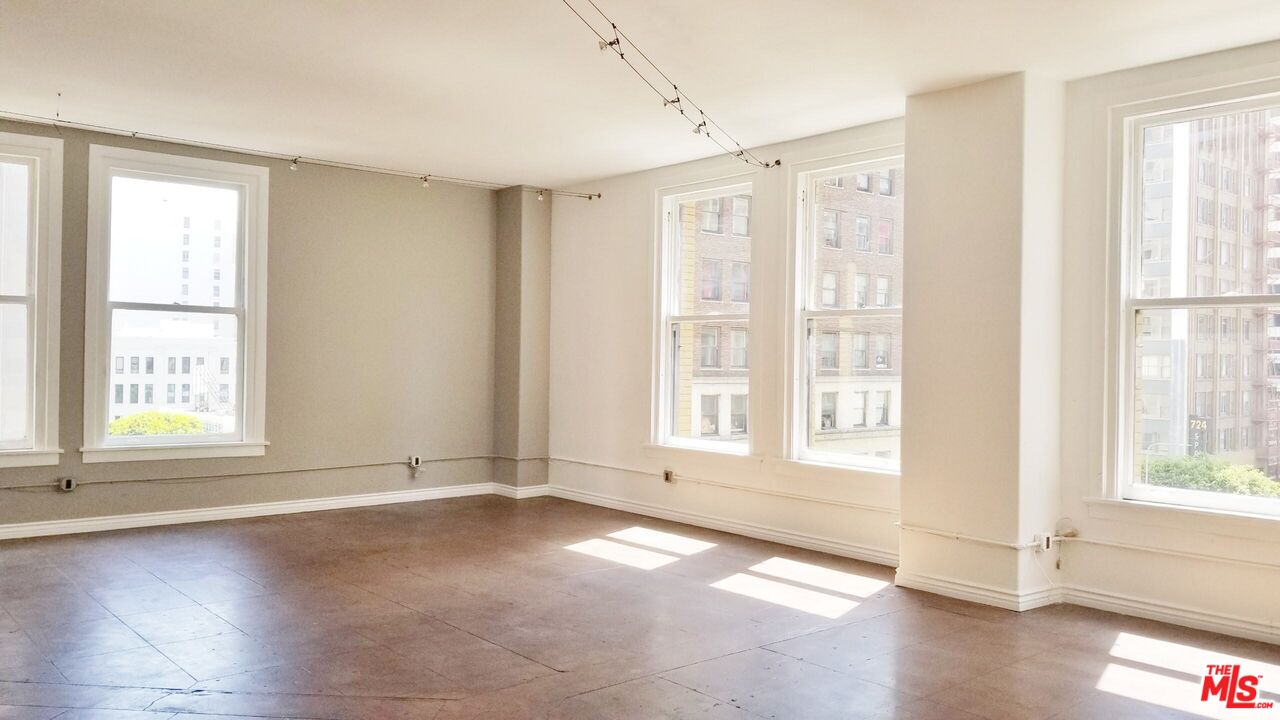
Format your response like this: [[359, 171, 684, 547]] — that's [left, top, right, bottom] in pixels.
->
[[1, 1, 1279, 718]]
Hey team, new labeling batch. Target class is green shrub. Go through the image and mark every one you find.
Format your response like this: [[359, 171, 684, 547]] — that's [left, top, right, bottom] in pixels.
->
[[108, 411, 204, 437], [1143, 454, 1280, 497]]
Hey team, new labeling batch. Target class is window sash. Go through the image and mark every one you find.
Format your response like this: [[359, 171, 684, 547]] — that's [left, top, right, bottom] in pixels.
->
[[1119, 93, 1280, 515], [0, 137, 61, 461], [84, 145, 268, 460]]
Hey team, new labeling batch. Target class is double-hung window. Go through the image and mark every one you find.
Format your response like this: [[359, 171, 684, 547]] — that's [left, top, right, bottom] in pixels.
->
[[1123, 98, 1280, 515], [657, 183, 751, 452], [796, 158, 903, 471], [83, 146, 268, 462], [0, 133, 62, 467]]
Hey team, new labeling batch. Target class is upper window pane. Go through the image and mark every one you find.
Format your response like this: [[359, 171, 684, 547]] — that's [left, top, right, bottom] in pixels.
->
[[1136, 106, 1280, 299], [0, 303, 29, 446], [0, 160, 31, 296], [109, 175, 239, 306], [810, 165, 904, 310], [677, 190, 750, 315]]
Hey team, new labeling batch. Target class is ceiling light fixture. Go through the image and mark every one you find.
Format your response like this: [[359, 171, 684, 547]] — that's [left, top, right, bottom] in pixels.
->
[[559, 0, 779, 169]]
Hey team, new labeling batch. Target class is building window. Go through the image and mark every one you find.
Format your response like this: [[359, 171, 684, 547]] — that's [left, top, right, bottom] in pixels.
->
[[166, 384, 176, 404], [0, 133, 62, 467], [144, 356, 154, 374], [820, 392, 838, 430], [220, 356, 230, 374], [799, 159, 903, 471], [129, 384, 139, 404], [822, 210, 840, 248], [1126, 100, 1280, 516], [851, 391, 867, 426], [821, 272, 838, 308], [729, 328, 748, 369], [874, 334, 892, 369], [878, 170, 895, 196], [700, 259, 722, 301], [144, 384, 153, 404], [854, 216, 871, 251], [852, 332, 868, 369], [730, 394, 747, 434], [874, 391, 891, 426], [698, 198, 722, 234], [731, 196, 751, 237], [83, 145, 268, 462], [729, 262, 750, 303], [658, 185, 751, 451], [130, 356, 139, 374], [700, 328, 719, 368], [819, 332, 839, 370], [114, 356, 124, 374], [114, 384, 124, 404], [700, 394, 719, 436], [876, 276, 891, 307], [877, 219, 894, 254]]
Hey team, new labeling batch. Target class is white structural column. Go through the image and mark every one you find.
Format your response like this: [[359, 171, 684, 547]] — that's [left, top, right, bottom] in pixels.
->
[[493, 186, 552, 488], [898, 73, 1064, 609]]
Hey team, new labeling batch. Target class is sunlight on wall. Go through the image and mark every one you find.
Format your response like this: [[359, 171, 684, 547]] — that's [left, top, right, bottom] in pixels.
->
[[607, 526, 717, 555], [748, 557, 889, 598], [710, 573, 858, 619], [564, 538, 680, 569]]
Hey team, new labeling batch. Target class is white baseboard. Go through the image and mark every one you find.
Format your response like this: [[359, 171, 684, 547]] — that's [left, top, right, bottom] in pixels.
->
[[0, 482, 545, 540], [491, 483, 551, 500], [547, 484, 898, 566], [894, 570, 1060, 612], [1060, 584, 1280, 645]]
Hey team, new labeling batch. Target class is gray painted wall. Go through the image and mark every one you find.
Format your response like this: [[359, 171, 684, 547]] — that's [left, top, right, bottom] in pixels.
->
[[0, 119, 498, 523]]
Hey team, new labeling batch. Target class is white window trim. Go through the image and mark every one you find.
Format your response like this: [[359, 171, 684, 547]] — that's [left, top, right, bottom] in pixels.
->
[[652, 178, 753, 456], [82, 145, 269, 463], [0, 132, 63, 468], [1111, 83, 1280, 517], [785, 149, 904, 475]]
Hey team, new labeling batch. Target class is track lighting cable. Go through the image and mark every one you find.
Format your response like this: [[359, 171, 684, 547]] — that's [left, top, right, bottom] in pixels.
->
[[559, 0, 779, 169], [0, 108, 600, 199]]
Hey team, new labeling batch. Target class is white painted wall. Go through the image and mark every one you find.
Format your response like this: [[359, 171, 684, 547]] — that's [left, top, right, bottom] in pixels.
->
[[549, 121, 906, 565]]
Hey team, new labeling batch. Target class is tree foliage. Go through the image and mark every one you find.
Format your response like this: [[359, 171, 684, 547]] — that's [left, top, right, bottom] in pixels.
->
[[108, 411, 204, 437], [1143, 454, 1280, 498]]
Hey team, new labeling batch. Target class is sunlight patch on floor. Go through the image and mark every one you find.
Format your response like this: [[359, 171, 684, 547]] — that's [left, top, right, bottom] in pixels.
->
[[748, 557, 889, 598], [564, 538, 680, 570], [710, 572, 858, 619], [607, 526, 717, 555], [1109, 632, 1278, 695]]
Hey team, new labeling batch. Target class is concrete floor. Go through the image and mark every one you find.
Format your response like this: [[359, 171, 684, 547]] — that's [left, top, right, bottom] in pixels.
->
[[0, 495, 1276, 719]]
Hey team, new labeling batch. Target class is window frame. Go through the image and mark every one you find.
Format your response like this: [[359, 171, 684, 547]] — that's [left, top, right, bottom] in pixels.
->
[[83, 145, 269, 463], [789, 152, 904, 474], [1113, 89, 1280, 516], [0, 132, 63, 468], [653, 180, 753, 455]]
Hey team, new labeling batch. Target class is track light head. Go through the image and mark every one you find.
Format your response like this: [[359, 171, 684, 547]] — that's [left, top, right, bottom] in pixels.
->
[[421, 176, 431, 188], [537, 189, 545, 201], [289, 157, 299, 171]]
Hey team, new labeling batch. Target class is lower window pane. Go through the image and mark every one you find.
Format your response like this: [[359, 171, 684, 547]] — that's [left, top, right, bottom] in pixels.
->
[[1132, 308, 1280, 513], [805, 316, 900, 469], [671, 320, 747, 447], [0, 302, 30, 446], [107, 308, 239, 441]]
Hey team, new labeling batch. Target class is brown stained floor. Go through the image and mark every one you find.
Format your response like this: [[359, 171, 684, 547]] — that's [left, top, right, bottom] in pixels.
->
[[0, 496, 1277, 720]]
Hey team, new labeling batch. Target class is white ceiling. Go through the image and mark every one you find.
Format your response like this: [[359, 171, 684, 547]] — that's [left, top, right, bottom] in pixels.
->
[[2, 1, 1278, 187]]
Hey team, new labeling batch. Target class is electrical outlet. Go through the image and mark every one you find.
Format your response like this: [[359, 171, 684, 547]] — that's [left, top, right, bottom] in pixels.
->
[[408, 455, 422, 468], [57, 477, 77, 493], [662, 469, 674, 484], [1033, 533, 1053, 552]]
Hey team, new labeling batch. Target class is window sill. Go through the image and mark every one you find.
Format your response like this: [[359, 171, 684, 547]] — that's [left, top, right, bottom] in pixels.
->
[[80, 441, 269, 464], [641, 442, 763, 471], [768, 457, 900, 482], [0, 449, 64, 468], [1084, 496, 1280, 543]]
